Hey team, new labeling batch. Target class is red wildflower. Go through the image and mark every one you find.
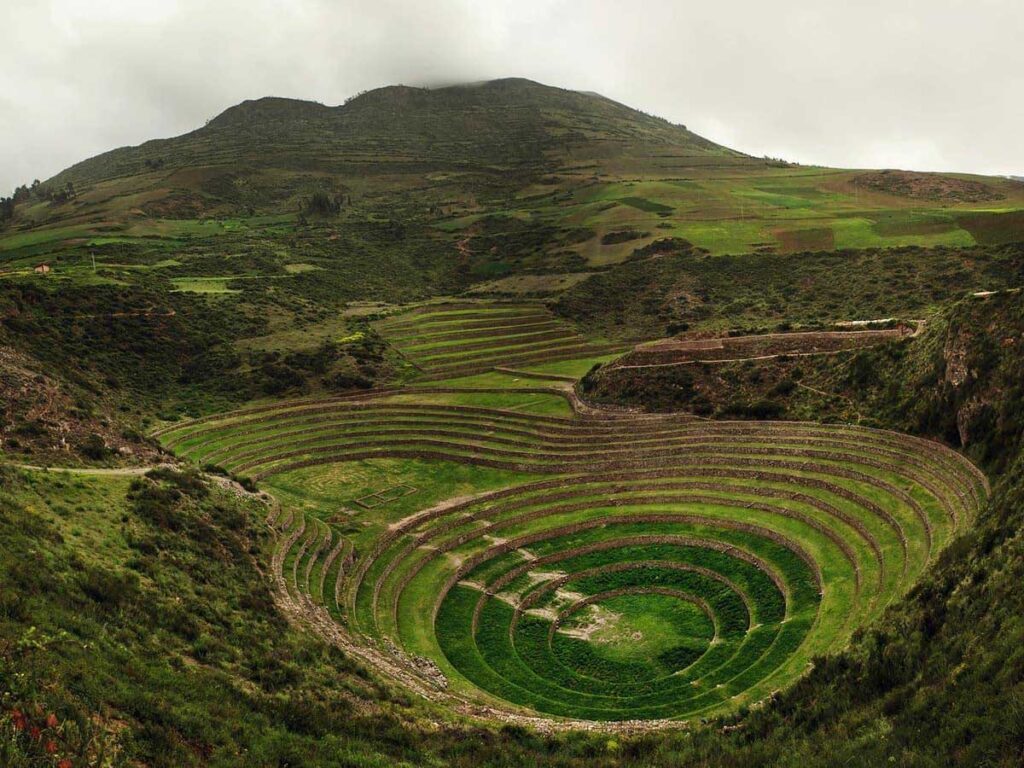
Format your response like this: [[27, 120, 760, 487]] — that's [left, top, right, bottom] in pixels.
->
[[46, 712, 59, 728], [58, 760, 73, 768], [11, 709, 27, 731], [45, 739, 58, 754], [30, 725, 42, 740]]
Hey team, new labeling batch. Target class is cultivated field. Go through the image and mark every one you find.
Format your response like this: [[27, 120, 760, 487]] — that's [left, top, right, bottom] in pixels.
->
[[374, 302, 626, 379], [154, 376, 987, 724]]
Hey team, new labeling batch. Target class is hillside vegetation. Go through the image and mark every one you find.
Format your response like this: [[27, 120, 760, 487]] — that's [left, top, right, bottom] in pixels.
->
[[1, 78, 1024, 767], [3, 292, 1023, 764], [580, 289, 1024, 472]]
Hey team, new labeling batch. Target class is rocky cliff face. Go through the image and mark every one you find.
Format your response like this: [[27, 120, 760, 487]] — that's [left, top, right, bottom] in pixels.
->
[[943, 328, 971, 388], [938, 291, 1024, 466]]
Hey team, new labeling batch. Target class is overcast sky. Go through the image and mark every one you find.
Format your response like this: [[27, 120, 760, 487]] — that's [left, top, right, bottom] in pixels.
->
[[2, 0, 1023, 194]]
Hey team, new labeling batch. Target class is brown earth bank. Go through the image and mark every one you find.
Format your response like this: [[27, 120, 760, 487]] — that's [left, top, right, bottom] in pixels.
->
[[0, 344, 159, 464], [851, 170, 1005, 203]]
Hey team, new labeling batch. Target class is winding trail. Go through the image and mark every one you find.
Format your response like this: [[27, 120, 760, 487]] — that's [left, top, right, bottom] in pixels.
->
[[7, 462, 172, 476]]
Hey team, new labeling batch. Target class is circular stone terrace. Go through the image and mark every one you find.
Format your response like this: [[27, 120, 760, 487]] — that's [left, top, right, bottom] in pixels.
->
[[153, 378, 987, 728]]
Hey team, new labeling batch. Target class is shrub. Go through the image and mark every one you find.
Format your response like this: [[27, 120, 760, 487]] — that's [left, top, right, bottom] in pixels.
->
[[78, 433, 109, 460], [78, 566, 139, 609], [323, 372, 372, 391], [771, 378, 797, 397], [303, 191, 342, 216], [601, 229, 646, 245]]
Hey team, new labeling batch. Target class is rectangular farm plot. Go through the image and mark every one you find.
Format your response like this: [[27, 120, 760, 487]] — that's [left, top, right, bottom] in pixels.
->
[[375, 302, 624, 378], [353, 484, 419, 509]]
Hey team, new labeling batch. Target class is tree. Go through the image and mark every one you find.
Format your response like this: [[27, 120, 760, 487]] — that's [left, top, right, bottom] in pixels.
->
[[40, 181, 77, 204], [303, 191, 342, 216]]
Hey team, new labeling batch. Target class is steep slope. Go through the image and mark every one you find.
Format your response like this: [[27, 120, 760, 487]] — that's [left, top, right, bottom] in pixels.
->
[[580, 286, 1024, 473]]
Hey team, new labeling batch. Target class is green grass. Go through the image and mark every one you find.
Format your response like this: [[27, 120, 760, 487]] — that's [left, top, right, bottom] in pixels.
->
[[374, 301, 621, 378], [513, 353, 624, 378], [383, 390, 574, 416], [154, 382, 983, 721], [0, 224, 94, 251], [0, 465, 426, 767], [552, 173, 1023, 262], [170, 276, 244, 293], [565, 593, 716, 668], [262, 457, 537, 542]]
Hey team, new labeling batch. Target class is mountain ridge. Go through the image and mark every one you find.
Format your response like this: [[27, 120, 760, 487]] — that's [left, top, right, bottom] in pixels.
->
[[6, 77, 1022, 264], [46, 78, 742, 190]]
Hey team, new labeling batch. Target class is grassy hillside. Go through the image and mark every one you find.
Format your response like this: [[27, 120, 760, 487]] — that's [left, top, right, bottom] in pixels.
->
[[2, 76, 1024, 766], [2, 289, 1023, 765], [556, 240, 1024, 338], [2, 79, 1022, 287], [47, 79, 739, 188], [580, 287, 1024, 470]]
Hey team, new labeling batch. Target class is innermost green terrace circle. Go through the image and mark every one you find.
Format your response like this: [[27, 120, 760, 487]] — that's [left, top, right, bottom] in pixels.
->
[[556, 592, 716, 678]]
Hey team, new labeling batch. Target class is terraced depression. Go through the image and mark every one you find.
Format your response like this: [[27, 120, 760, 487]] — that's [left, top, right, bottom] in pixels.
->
[[154, 365, 988, 725], [5, 59, 1023, 765]]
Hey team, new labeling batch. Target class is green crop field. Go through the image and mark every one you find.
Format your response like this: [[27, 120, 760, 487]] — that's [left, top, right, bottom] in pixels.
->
[[154, 371, 987, 722], [374, 301, 629, 379]]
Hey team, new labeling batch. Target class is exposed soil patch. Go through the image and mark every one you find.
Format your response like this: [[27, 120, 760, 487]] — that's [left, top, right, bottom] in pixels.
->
[[851, 170, 1003, 203], [774, 227, 834, 253], [957, 210, 1024, 245], [0, 344, 159, 463], [139, 190, 211, 218]]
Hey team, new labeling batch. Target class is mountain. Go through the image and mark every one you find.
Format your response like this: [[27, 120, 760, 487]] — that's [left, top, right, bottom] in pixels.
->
[[6, 77, 1021, 262], [47, 78, 746, 189]]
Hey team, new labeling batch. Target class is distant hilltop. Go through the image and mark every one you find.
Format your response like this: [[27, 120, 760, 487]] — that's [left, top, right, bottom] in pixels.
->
[[44, 78, 744, 190]]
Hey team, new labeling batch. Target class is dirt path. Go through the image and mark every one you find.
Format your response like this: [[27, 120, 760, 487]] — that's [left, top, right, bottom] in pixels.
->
[[616, 322, 927, 371], [972, 287, 1022, 299], [611, 347, 875, 371], [71, 307, 176, 320], [493, 366, 579, 383], [794, 381, 864, 423], [455, 236, 473, 261], [8, 462, 173, 476]]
